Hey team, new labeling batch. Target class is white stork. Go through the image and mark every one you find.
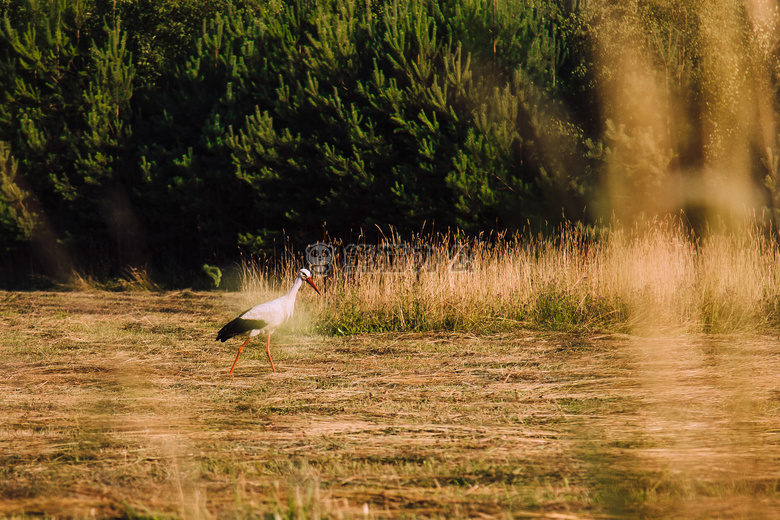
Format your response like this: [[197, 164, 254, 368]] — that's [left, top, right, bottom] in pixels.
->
[[217, 268, 321, 374]]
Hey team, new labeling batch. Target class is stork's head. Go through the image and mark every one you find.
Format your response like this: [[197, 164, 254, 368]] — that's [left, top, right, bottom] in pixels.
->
[[299, 268, 321, 295]]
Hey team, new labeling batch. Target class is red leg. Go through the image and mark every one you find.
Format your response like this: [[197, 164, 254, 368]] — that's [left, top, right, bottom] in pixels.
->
[[265, 333, 276, 373], [229, 336, 252, 375]]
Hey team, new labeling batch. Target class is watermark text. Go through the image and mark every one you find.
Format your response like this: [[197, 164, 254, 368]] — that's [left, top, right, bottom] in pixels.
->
[[305, 242, 473, 277]]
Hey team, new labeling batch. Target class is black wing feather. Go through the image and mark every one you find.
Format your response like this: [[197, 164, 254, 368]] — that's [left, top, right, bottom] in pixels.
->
[[216, 311, 269, 342]]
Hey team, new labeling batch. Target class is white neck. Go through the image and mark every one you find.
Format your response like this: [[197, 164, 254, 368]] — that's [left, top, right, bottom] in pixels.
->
[[285, 276, 303, 299]]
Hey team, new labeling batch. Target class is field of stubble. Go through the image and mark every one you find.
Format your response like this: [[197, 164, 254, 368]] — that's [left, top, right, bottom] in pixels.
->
[[1, 290, 779, 519]]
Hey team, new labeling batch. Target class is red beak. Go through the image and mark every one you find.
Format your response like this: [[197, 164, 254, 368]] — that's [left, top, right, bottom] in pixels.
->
[[306, 276, 321, 295]]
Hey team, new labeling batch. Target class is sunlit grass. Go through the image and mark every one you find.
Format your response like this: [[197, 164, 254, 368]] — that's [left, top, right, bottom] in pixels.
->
[[238, 216, 780, 336]]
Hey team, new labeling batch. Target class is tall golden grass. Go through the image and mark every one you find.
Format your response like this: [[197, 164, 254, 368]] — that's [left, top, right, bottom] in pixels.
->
[[240, 216, 780, 336]]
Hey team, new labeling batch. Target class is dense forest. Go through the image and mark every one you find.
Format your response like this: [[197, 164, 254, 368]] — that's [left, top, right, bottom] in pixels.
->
[[1, 0, 779, 287]]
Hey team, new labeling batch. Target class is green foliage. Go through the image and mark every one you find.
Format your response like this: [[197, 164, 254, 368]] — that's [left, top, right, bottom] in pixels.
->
[[125, 0, 586, 276], [585, 119, 676, 200], [0, 0, 592, 283], [0, 0, 139, 280], [8, 0, 776, 285], [202, 263, 222, 288], [0, 141, 36, 243]]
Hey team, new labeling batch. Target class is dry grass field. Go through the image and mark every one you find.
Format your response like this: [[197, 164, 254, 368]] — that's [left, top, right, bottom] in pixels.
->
[[2, 289, 780, 519]]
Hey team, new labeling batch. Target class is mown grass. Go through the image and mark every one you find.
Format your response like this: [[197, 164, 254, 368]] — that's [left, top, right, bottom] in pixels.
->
[[2, 284, 780, 518], [2, 290, 779, 518]]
